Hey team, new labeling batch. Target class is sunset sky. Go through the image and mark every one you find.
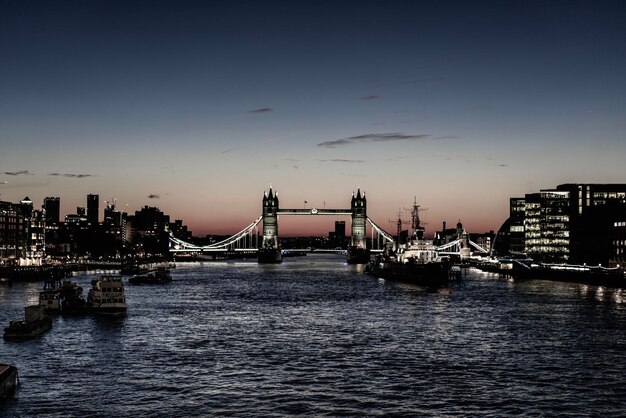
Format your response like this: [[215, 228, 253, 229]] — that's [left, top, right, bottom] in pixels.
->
[[1, 0, 625, 237]]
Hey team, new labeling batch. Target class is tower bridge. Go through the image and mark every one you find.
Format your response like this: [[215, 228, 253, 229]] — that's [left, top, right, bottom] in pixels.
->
[[169, 188, 485, 263], [258, 187, 372, 263]]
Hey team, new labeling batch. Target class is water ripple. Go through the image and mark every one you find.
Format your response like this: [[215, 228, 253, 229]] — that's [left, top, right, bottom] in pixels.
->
[[2, 255, 626, 415]]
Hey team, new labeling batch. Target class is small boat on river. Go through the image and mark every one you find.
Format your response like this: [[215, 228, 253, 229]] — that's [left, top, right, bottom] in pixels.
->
[[87, 275, 127, 316], [128, 268, 172, 285], [3, 305, 52, 340], [59, 280, 89, 315], [0, 364, 18, 399], [39, 274, 62, 313]]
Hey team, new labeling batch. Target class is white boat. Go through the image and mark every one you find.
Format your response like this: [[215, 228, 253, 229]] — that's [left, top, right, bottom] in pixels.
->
[[39, 275, 62, 313], [87, 275, 127, 316]]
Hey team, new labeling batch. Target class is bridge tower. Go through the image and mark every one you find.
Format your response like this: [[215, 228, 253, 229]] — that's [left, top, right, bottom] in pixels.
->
[[347, 188, 370, 264], [457, 220, 471, 261], [259, 188, 282, 263]]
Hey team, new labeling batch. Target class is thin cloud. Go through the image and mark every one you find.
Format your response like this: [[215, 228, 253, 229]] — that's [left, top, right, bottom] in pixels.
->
[[147, 194, 160, 199], [359, 95, 381, 101], [317, 133, 434, 148], [49, 172, 94, 178], [318, 159, 366, 163], [221, 148, 238, 154], [498, 164, 509, 167], [247, 107, 272, 113], [385, 156, 410, 162], [3, 170, 33, 176]]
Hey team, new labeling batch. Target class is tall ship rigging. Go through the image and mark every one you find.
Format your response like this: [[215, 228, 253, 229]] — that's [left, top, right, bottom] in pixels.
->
[[367, 198, 451, 287]]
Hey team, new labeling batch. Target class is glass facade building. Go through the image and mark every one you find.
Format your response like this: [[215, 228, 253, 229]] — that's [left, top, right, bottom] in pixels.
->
[[501, 184, 626, 266]]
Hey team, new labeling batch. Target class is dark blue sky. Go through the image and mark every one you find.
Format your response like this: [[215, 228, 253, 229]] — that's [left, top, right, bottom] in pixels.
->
[[1, 0, 625, 235]]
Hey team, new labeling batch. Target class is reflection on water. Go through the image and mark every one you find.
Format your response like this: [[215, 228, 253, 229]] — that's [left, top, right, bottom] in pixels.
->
[[2, 254, 626, 416]]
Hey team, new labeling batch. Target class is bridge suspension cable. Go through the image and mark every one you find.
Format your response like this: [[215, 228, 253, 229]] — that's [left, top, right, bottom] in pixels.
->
[[436, 238, 489, 254], [366, 217, 395, 243], [468, 240, 489, 253], [169, 216, 263, 251], [436, 239, 462, 252]]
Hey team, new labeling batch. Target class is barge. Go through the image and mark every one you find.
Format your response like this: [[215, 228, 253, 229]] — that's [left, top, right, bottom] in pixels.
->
[[3, 306, 52, 340]]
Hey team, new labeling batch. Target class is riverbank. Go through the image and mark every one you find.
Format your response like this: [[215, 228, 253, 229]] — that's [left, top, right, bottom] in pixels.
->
[[0, 262, 121, 282]]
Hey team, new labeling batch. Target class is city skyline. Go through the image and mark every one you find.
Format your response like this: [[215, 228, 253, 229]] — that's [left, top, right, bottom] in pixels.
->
[[2, 0, 625, 236]]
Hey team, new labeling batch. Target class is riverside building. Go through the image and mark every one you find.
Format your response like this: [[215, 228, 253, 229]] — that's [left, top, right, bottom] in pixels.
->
[[0, 198, 45, 265], [497, 183, 626, 266], [87, 194, 99, 225]]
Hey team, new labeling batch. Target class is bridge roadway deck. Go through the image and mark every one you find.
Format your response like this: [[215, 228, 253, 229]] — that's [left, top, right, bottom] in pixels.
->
[[171, 248, 384, 254], [277, 208, 352, 215]]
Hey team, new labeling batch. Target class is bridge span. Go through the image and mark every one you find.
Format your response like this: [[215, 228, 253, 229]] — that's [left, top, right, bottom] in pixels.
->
[[277, 208, 352, 216], [169, 188, 486, 263]]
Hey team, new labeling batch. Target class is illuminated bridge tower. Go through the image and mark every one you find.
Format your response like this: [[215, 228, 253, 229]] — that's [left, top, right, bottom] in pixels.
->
[[259, 188, 282, 263], [347, 188, 370, 264]]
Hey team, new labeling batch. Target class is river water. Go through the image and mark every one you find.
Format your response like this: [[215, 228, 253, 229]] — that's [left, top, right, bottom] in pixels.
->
[[2, 254, 626, 416]]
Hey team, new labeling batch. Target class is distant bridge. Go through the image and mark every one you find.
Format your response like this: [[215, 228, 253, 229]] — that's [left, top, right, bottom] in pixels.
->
[[168, 188, 487, 259], [168, 214, 395, 253]]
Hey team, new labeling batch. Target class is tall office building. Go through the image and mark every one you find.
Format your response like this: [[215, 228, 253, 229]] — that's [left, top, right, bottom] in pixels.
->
[[556, 184, 626, 265], [0, 200, 26, 260], [87, 194, 99, 225], [43, 197, 60, 225], [335, 221, 346, 238], [498, 183, 626, 265], [508, 198, 526, 254], [104, 201, 123, 227]]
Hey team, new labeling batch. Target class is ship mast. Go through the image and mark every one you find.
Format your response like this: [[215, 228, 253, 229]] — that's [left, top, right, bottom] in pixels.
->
[[410, 197, 426, 240], [390, 209, 408, 250]]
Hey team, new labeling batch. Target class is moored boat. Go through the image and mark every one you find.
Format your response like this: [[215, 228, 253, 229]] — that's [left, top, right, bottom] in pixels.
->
[[368, 254, 451, 287], [477, 257, 626, 288], [39, 274, 62, 313], [3, 305, 52, 340], [0, 364, 18, 399], [87, 275, 127, 316], [367, 198, 451, 287], [59, 280, 89, 315], [128, 268, 172, 285], [120, 262, 150, 276], [514, 261, 625, 287]]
